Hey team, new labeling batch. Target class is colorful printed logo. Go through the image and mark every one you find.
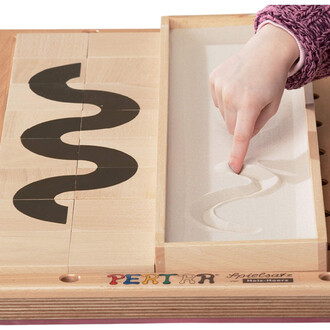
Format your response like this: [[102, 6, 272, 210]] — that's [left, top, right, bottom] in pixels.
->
[[106, 272, 294, 285], [107, 273, 216, 285]]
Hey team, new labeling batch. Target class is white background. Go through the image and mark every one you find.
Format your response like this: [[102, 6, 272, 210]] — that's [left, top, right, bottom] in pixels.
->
[[0, 0, 327, 29], [1, 0, 329, 329]]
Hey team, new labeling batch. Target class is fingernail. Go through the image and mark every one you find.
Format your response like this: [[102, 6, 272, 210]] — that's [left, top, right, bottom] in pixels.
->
[[228, 159, 243, 174], [228, 161, 239, 174]]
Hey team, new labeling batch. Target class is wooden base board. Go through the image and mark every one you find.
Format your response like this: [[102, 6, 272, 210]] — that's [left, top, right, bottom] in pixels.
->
[[1, 271, 330, 320]]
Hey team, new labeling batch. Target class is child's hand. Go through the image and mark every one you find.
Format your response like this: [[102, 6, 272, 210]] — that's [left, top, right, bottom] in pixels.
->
[[209, 24, 299, 174]]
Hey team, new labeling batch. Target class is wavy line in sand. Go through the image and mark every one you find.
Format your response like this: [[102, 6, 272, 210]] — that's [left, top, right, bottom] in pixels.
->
[[190, 162, 286, 234]]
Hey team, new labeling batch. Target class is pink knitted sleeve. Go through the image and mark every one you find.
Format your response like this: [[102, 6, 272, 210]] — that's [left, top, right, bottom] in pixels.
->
[[254, 5, 330, 90]]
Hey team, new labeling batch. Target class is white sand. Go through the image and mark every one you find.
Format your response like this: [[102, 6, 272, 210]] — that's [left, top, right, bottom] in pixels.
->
[[165, 25, 317, 242]]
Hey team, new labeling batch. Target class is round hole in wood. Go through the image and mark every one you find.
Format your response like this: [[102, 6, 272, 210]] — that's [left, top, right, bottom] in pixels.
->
[[325, 210, 330, 217], [319, 148, 326, 155], [316, 120, 323, 127], [319, 273, 330, 281], [313, 93, 320, 99], [322, 179, 328, 186], [59, 274, 80, 283]]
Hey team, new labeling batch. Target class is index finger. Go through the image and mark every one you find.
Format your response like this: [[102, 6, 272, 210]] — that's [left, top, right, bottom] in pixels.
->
[[228, 110, 258, 174]]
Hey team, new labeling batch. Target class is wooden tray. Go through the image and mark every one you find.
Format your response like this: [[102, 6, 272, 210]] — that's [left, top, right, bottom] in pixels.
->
[[0, 14, 330, 323], [155, 16, 327, 272]]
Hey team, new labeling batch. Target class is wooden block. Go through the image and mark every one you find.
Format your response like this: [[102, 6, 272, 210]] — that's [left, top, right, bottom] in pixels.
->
[[0, 139, 78, 169], [85, 57, 160, 86], [82, 83, 159, 111], [4, 83, 84, 113], [75, 167, 156, 200], [0, 198, 74, 232], [0, 231, 71, 274], [1, 109, 81, 144], [0, 140, 78, 200], [14, 33, 88, 58], [88, 31, 160, 57], [0, 199, 74, 274], [68, 231, 155, 273], [72, 199, 155, 232], [78, 138, 157, 168], [70, 199, 156, 272], [10, 58, 87, 84], [81, 103, 158, 138], [0, 168, 76, 200]]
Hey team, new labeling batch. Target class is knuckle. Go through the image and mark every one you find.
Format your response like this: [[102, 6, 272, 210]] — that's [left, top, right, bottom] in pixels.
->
[[222, 87, 236, 109], [214, 83, 223, 96], [241, 97, 258, 110], [243, 92, 269, 110], [209, 70, 220, 85]]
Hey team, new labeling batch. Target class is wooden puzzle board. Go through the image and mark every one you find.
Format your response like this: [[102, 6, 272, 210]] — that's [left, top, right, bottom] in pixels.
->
[[165, 25, 319, 243], [0, 31, 160, 274], [0, 15, 329, 322]]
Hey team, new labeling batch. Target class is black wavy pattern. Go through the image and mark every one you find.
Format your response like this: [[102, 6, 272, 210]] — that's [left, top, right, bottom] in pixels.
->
[[13, 63, 140, 224]]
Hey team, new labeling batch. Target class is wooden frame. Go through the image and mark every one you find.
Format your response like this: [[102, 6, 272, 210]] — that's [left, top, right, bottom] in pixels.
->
[[0, 14, 330, 323], [155, 15, 327, 273]]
